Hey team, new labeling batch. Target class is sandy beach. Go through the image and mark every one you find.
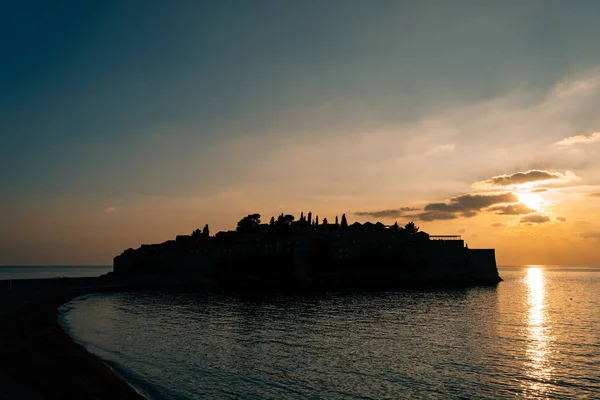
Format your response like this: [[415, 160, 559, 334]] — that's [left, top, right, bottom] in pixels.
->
[[0, 278, 145, 400]]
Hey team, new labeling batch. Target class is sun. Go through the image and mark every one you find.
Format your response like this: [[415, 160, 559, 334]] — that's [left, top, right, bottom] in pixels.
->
[[517, 193, 543, 211]]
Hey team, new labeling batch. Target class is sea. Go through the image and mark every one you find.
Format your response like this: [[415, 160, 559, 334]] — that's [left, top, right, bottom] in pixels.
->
[[59, 266, 600, 400], [0, 265, 112, 280]]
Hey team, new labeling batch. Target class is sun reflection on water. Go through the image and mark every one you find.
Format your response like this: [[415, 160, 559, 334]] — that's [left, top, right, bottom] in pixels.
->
[[524, 267, 553, 395]]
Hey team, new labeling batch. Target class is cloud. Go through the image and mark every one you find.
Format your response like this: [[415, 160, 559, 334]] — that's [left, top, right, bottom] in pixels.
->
[[457, 229, 466, 234], [489, 203, 535, 215], [425, 192, 518, 214], [491, 222, 505, 227], [205, 69, 598, 213], [589, 193, 600, 197], [404, 192, 520, 221], [410, 210, 460, 221], [520, 214, 551, 224], [355, 207, 419, 218], [103, 207, 117, 214], [580, 231, 600, 240], [556, 132, 600, 146], [531, 188, 548, 193], [556, 216, 567, 222], [427, 143, 456, 155], [475, 170, 564, 187], [361, 192, 531, 222], [575, 221, 590, 225]]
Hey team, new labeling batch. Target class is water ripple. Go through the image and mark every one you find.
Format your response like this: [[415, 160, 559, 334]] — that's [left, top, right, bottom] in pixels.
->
[[61, 268, 600, 399]]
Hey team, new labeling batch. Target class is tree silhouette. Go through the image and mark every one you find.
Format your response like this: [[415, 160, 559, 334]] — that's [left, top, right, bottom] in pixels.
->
[[315, 216, 319, 226], [269, 216, 275, 226], [392, 222, 399, 232], [322, 217, 329, 225], [307, 211, 312, 225], [202, 224, 210, 237], [341, 214, 348, 230], [276, 213, 295, 227], [405, 221, 420, 233], [335, 216, 339, 226], [237, 214, 261, 233], [192, 228, 202, 237]]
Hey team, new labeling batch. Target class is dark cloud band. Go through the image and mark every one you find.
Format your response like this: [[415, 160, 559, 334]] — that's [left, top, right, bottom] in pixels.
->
[[520, 214, 551, 224], [477, 170, 562, 187], [354, 207, 419, 218]]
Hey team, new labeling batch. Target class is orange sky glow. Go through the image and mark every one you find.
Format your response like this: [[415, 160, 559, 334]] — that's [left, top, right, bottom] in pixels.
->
[[2, 3, 600, 266]]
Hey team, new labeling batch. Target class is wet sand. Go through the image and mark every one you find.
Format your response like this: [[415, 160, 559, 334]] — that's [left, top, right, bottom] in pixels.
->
[[0, 278, 145, 400]]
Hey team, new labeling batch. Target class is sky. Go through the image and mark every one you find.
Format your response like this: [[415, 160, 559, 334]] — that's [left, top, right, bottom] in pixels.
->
[[2, 1, 600, 265]]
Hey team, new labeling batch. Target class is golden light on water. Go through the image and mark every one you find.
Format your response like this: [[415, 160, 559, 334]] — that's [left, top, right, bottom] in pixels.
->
[[524, 267, 553, 395]]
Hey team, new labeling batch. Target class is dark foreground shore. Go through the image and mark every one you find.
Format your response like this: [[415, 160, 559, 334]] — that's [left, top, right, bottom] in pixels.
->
[[0, 277, 145, 400]]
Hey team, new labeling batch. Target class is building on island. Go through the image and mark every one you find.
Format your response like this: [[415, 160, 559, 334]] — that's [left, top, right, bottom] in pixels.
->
[[113, 213, 501, 287]]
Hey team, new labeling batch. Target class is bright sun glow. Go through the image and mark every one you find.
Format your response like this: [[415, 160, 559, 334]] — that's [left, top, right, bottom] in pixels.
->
[[518, 193, 543, 211]]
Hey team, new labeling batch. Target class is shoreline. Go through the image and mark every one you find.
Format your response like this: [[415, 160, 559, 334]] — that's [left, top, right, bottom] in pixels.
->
[[0, 277, 146, 400], [58, 294, 154, 400]]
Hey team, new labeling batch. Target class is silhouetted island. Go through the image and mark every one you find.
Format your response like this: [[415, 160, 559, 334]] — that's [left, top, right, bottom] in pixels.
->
[[114, 213, 501, 288]]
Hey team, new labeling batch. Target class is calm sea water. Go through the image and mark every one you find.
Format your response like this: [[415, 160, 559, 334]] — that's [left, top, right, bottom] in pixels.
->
[[60, 267, 600, 399], [0, 265, 112, 280]]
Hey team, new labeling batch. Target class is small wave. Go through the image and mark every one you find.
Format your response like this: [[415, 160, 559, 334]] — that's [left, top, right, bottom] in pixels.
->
[[101, 360, 160, 400], [58, 293, 160, 400], [58, 293, 105, 337]]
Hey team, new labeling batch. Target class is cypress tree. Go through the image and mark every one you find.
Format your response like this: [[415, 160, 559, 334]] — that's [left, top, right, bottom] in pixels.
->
[[341, 214, 348, 230]]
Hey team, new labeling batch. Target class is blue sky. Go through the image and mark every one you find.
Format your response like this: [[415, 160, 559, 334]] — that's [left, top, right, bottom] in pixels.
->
[[2, 1, 600, 264]]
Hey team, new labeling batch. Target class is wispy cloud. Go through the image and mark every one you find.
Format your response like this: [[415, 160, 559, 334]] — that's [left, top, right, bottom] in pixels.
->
[[411, 210, 460, 221], [104, 206, 117, 214], [580, 231, 600, 240], [556, 132, 600, 146], [491, 222, 505, 228], [424, 193, 518, 214], [426, 143, 456, 155], [398, 192, 519, 221], [474, 170, 568, 187], [589, 193, 600, 197], [489, 203, 535, 215], [355, 207, 418, 218], [556, 216, 567, 222], [213, 70, 600, 211], [520, 214, 551, 224]]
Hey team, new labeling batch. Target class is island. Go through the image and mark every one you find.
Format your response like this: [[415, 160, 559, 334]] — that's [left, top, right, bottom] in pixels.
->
[[114, 213, 501, 287]]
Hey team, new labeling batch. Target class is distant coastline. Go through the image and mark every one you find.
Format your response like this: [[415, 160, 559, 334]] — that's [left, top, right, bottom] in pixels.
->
[[114, 213, 502, 288], [0, 265, 112, 280]]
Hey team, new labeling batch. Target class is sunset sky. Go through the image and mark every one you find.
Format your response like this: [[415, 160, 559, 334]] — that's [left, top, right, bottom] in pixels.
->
[[2, 1, 600, 265]]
